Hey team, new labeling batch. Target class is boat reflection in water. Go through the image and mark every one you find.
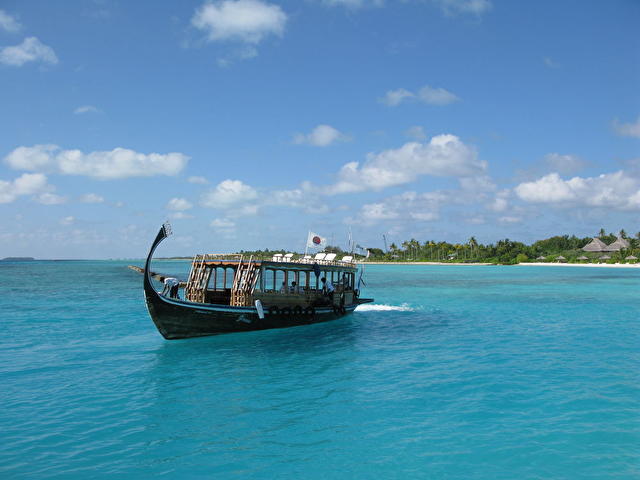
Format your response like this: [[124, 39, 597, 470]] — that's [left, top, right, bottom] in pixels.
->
[[143, 223, 373, 340]]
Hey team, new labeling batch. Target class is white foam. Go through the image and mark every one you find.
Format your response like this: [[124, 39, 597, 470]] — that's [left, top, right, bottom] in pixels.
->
[[355, 303, 414, 312]]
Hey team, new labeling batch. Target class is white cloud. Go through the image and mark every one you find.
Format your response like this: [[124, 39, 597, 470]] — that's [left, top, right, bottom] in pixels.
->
[[498, 215, 522, 224], [74, 105, 100, 115], [613, 116, 640, 138], [166, 197, 193, 211], [514, 171, 640, 210], [380, 85, 459, 106], [543, 56, 560, 68], [187, 176, 209, 184], [434, 0, 492, 16], [201, 179, 258, 209], [4, 145, 189, 180], [170, 212, 194, 220], [192, 0, 287, 44], [321, 0, 384, 7], [60, 216, 75, 226], [351, 190, 447, 225], [418, 85, 459, 105], [36, 192, 67, 205], [405, 126, 427, 140], [380, 88, 414, 106], [325, 134, 485, 194], [269, 187, 329, 214], [0, 173, 51, 203], [211, 218, 236, 229], [293, 124, 349, 147], [0, 37, 58, 67], [543, 153, 585, 175], [0, 10, 21, 32], [80, 193, 104, 203]]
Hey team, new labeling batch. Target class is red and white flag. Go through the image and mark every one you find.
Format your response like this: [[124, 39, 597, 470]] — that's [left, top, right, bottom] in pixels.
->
[[306, 231, 327, 249]]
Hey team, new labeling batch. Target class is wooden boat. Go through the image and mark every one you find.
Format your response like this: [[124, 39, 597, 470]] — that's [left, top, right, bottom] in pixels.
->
[[144, 223, 373, 339]]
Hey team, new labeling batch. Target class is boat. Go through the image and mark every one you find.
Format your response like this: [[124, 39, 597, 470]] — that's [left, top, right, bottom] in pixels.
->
[[143, 223, 374, 339]]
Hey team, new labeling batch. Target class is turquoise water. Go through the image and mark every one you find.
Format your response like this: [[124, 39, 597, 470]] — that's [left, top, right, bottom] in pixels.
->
[[1, 261, 638, 479]]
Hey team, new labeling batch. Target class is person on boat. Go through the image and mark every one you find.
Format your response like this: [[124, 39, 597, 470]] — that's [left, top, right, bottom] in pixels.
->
[[279, 281, 287, 294], [321, 277, 334, 295], [162, 277, 179, 298], [289, 281, 299, 294]]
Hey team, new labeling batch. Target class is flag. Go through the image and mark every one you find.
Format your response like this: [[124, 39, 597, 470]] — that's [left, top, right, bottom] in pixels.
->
[[306, 231, 327, 249]]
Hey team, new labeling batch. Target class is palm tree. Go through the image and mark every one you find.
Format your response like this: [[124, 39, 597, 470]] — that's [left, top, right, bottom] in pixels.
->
[[468, 236, 478, 260], [599, 228, 606, 238], [619, 229, 627, 239]]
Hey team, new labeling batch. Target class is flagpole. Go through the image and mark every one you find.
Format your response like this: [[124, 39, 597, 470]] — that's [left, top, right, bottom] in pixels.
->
[[305, 230, 309, 256]]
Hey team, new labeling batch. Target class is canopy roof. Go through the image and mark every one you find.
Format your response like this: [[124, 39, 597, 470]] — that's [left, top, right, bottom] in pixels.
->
[[577, 255, 588, 260], [582, 238, 608, 252], [599, 255, 611, 260], [625, 255, 638, 260], [605, 236, 631, 251]]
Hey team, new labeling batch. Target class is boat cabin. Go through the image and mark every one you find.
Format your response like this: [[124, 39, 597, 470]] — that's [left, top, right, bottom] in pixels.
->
[[183, 254, 358, 309]]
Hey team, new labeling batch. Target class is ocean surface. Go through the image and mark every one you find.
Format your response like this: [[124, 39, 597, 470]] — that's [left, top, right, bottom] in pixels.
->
[[1, 261, 638, 479]]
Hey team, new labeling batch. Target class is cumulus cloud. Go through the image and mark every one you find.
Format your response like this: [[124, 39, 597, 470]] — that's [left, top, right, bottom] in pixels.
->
[[515, 171, 640, 210], [201, 179, 258, 210], [0, 10, 21, 32], [0, 173, 51, 203], [170, 212, 194, 220], [380, 88, 414, 107], [35, 192, 66, 205], [543, 153, 586, 175], [80, 193, 104, 203], [405, 126, 427, 140], [192, 0, 287, 44], [613, 116, 640, 138], [325, 134, 485, 194], [380, 85, 459, 106], [187, 176, 209, 184], [0, 37, 58, 67], [321, 0, 384, 7], [4, 144, 189, 180], [434, 0, 492, 16], [166, 197, 193, 211], [74, 105, 100, 115], [293, 124, 349, 147], [211, 218, 236, 229], [350, 190, 448, 225], [59, 216, 75, 226], [268, 187, 329, 214]]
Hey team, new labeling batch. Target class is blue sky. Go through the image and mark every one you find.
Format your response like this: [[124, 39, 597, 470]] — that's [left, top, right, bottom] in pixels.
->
[[1, 0, 639, 258]]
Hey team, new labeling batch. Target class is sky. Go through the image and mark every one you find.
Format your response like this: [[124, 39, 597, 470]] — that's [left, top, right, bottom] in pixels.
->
[[0, 0, 639, 259]]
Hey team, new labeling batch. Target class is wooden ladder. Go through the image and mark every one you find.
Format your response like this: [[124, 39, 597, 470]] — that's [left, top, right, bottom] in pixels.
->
[[230, 255, 259, 306], [185, 255, 210, 303]]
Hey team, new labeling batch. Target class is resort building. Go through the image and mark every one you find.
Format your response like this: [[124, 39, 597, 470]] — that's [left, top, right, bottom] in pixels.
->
[[582, 236, 630, 253]]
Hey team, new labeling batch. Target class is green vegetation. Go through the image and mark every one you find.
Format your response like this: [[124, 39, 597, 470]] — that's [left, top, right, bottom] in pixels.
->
[[237, 230, 640, 265]]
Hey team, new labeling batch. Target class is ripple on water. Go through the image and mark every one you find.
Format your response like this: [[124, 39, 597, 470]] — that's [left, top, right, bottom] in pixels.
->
[[0, 262, 638, 479]]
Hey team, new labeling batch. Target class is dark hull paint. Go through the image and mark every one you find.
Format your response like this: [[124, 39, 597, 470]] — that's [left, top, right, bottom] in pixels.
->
[[143, 225, 372, 340]]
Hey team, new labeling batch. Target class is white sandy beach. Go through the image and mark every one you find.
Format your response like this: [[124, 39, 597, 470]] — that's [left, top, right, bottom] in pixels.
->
[[517, 262, 640, 269], [360, 261, 640, 269]]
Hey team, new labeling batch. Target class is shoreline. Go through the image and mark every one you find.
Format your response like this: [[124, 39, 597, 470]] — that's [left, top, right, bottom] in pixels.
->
[[359, 261, 640, 269], [517, 262, 640, 269]]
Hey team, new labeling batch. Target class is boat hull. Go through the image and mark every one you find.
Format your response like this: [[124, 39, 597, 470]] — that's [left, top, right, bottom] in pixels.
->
[[145, 291, 366, 340]]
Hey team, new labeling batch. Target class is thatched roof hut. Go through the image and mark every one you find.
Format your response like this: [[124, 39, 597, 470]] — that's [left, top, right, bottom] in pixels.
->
[[625, 255, 638, 260], [582, 237, 608, 252], [599, 254, 611, 260], [577, 255, 588, 261], [556, 255, 567, 263], [605, 236, 631, 252], [536, 256, 546, 261]]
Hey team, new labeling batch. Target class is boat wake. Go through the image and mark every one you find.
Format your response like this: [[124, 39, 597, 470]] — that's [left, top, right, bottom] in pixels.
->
[[355, 303, 414, 312]]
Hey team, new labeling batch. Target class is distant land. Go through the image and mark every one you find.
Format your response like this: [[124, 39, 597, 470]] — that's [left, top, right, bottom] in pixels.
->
[[1, 257, 35, 262]]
